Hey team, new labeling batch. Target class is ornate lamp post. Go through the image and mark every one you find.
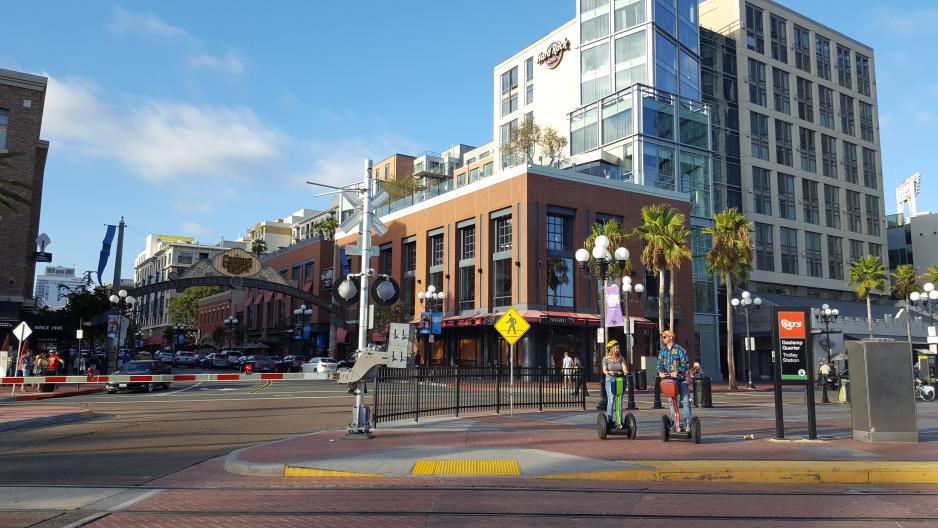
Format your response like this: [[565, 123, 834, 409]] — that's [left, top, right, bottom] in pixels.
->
[[224, 316, 239, 351], [417, 285, 445, 366], [814, 303, 840, 404], [173, 323, 187, 354], [620, 275, 644, 409], [293, 305, 313, 358], [575, 234, 629, 411], [730, 290, 761, 390], [108, 289, 135, 373]]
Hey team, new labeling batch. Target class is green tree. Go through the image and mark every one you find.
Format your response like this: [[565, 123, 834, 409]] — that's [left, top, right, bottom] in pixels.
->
[[923, 264, 938, 285], [848, 255, 887, 339], [163, 326, 176, 346], [538, 126, 569, 167], [0, 152, 31, 212], [503, 118, 540, 164], [251, 238, 268, 256], [634, 204, 684, 333], [664, 220, 692, 332], [582, 219, 632, 280], [702, 208, 753, 389], [892, 264, 919, 301], [383, 174, 426, 201], [313, 214, 339, 240], [166, 286, 223, 327]]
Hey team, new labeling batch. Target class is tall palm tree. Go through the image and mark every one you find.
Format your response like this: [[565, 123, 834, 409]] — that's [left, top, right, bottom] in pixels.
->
[[664, 221, 692, 332], [892, 264, 919, 358], [0, 151, 31, 212], [634, 204, 683, 332], [702, 208, 753, 390], [848, 255, 887, 339], [923, 264, 938, 286]]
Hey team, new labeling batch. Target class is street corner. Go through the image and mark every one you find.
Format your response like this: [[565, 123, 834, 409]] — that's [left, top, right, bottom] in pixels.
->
[[0, 405, 94, 432]]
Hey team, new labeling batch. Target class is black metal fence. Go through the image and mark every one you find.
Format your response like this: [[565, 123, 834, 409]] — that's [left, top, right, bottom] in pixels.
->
[[373, 366, 587, 424]]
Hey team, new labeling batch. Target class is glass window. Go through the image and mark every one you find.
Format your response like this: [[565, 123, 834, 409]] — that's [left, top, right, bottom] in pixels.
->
[[818, 86, 835, 129], [655, 32, 677, 93], [547, 256, 574, 307], [495, 216, 513, 253], [845, 190, 862, 233], [843, 141, 858, 184], [581, 0, 610, 43], [856, 52, 871, 96], [459, 226, 475, 261], [492, 259, 512, 307], [828, 236, 844, 280], [793, 25, 811, 73], [821, 134, 838, 178], [405, 241, 417, 272], [752, 166, 772, 216], [744, 3, 764, 53], [429, 234, 444, 266], [777, 172, 796, 220], [602, 93, 634, 144], [799, 127, 816, 173], [679, 50, 700, 100], [796, 77, 813, 122], [840, 94, 855, 136], [754, 222, 775, 271], [748, 58, 766, 106], [862, 147, 877, 189], [304, 261, 315, 279], [678, 0, 698, 52], [571, 107, 599, 154], [850, 239, 864, 262], [824, 184, 841, 229], [770, 14, 787, 63], [615, 30, 647, 90], [815, 35, 831, 81], [643, 142, 675, 190], [750, 112, 769, 161], [859, 102, 874, 142], [779, 227, 799, 274], [581, 43, 611, 104], [869, 243, 882, 261], [680, 150, 710, 217], [621, 143, 634, 181], [500, 67, 519, 117], [500, 119, 519, 167], [805, 231, 822, 277], [837, 45, 852, 89], [865, 194, 881, 236], [679, 102, 708, 149], [0, 109, 7, 149], [525, 57, 534, 105], [656, 0, 676, 36], [615, 0, 646, 31], [774, 119, 793, 167], [772, 67, 790, 115], [642, 92, 674, 139], [802, 178, 820, 225], [458, 265, 475, 311], [546, 214, 572, 251]]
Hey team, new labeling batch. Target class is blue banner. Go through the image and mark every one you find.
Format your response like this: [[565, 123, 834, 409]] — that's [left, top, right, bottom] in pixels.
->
[[431, 312, 442, 335], [419, 312, 431, 334], [106, 314, 119, 338], [96, 225, 117, 286]]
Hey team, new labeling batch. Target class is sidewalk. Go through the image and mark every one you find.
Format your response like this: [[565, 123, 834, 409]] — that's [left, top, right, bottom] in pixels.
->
[[0, 404, 93, 432], [223, 396, 938, 485], [0, 383, 104, 401]]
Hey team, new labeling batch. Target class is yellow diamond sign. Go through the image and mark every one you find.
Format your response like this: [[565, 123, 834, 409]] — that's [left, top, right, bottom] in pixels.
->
[[494, 308, 530, 346]]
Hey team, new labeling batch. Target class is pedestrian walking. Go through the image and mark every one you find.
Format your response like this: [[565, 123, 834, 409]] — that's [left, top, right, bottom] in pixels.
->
[[22, 349, 34, 377], [561, 351, 574, 390], [572, 355, 589, 397], [657, 330, 692, 432]]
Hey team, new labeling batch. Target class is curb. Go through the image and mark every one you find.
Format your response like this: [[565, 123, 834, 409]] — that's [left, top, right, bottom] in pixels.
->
[[14, 387, 104, 401], [0, 409, 94, 432]]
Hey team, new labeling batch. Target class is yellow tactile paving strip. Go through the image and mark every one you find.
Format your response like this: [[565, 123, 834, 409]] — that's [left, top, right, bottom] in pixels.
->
[[411, 459, 522, 476], [284, 467, 383, 478]]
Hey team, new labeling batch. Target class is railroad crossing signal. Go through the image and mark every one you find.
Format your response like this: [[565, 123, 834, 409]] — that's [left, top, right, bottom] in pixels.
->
[[494, 308, 530, 346]]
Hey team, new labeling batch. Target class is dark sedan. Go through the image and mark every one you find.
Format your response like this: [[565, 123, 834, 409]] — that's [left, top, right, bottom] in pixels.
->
[[105, 361, 172, 394], [276, 355, 309, 373]]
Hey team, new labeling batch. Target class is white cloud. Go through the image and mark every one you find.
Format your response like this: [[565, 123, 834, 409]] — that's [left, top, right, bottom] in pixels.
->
[[187, 51, 246, 76], [44, 76, 282, 182], [296, 136, 424, 190], [180, 222, 210, 238], [107, 7, 194, 43]]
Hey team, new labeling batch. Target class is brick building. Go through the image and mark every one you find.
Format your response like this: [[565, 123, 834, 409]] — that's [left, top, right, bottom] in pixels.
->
[[197, 290, 245, 348]]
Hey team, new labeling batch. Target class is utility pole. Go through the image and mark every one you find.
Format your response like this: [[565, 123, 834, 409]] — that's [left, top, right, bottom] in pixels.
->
[[108, 217, 125, 374]]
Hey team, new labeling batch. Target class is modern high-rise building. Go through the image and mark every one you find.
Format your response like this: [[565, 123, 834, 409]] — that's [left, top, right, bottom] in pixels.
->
[[34, 266, 86, 309], [700, 0, 886, 300]]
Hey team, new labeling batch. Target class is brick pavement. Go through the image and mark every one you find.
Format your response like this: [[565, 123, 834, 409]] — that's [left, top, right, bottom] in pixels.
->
[[0, 404, 91, 431]]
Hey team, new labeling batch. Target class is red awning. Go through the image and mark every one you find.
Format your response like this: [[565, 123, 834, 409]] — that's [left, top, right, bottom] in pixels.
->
[[259, 291, 273, 304], [302, 278, 315, 293], [435, 311, 653, 329], [336, 327, 348, 342], [273, 292, 284, 302]]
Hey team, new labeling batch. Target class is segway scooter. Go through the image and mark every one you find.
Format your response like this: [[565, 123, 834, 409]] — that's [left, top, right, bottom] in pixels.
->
[[597, 374, 637, 440], [659, 376, 701, 444]]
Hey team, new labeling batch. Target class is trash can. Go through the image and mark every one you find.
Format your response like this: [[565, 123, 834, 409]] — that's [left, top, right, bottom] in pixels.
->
[[846, 340, 917, 442], [700, 377, 713, 408], [636, 370, 647, 391]]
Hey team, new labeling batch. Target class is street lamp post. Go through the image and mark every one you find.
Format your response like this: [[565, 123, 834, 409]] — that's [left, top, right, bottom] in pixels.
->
[[909, 282, 938, 370], [417, 286, 445, 366], [293, 305, 313, 358], [814, 303, 840, 404], [620, 275, 644, 409], [224, 316, 239, 352], [730, 290, 762, 390], [173, 323, 186, 355], [108, 289, 135, 373], [575, 234, 629, 411]]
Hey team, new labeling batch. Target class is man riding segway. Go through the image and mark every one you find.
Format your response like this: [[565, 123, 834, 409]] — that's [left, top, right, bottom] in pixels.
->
[[657, 330, 701, 443], [597, 340, 637, 440]]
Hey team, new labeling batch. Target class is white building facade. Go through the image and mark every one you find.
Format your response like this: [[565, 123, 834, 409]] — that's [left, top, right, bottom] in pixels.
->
[[34, 266, 85, 309]]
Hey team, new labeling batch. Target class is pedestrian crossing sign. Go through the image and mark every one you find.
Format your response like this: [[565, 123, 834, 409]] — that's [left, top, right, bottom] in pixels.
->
[[494, 308, 530, 346]]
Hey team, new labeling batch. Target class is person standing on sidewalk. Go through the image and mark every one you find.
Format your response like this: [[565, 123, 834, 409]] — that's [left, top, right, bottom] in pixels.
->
[[562, 351, 574, 390], [657, 330, 692, 432], [572, 355, 589, 397]]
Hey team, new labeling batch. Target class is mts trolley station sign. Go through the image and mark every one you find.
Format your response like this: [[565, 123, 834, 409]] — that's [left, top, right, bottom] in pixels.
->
[[771, 306, 817, 439]]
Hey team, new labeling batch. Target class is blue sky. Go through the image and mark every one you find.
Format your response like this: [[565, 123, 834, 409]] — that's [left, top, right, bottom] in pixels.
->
[[2, 1, 936, 282]]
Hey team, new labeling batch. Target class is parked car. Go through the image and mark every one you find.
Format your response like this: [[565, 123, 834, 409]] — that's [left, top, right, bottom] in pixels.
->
[[106, 360, 171, 393], [211, 353, 231, 370], [230, 355, 250, 370], [155, 351, 174, 363], [134, 351, 153, 360], [276, 355, 309, 373], [174, 351, 197, 367], [242, 355, 276, 372], [305, 356, 338, 374]]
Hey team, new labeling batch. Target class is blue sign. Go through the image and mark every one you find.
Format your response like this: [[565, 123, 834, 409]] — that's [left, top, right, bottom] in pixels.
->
[[316, 334, 327, 350], [176, 334, 185, 345], [419, 312, 431, 334], [431, 312, 442, 335]]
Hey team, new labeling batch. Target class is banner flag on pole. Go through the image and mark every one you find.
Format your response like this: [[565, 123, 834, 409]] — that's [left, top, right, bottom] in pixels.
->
[[604, 284, 625, 328], [96, 225, 117, 286]]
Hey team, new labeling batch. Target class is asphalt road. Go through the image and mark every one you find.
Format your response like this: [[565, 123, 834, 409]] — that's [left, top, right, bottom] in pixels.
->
[[0, 371, 355, 487]]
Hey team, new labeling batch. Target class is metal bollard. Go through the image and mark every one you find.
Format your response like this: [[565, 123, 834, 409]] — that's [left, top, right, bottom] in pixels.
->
[[626, 371, 637, 410], [692, 377, 701, 408], [653, 376, 663, 409], [702, 377, 713, 408]]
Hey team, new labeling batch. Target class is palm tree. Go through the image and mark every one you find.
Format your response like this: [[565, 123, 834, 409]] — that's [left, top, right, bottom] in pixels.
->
[[664, 221, 692, 332], [892, 264, 919, 301], [582, 219, 631, 280], [634, 204, 683, 332], [702, 208, 753, 390], [250, 238, 268, 256], [0, 152, 31, 212], [315, 214, 339, 240], [923, 264, 938, 285], [848, 255, 887, 339]]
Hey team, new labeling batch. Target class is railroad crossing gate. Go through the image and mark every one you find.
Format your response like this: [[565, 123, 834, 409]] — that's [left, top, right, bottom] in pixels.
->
[[0, 372, 323, 386], [494, 308, 529, 346]]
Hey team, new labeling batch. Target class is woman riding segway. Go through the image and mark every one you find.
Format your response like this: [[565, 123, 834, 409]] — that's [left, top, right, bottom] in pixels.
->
[[657, 330, 701, 443], [597, 340, 637, 440]]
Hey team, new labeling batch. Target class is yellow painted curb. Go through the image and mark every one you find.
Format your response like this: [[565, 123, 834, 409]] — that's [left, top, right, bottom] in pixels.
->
[[412, 459, 521, 476], [536, 460, 938, 484], [284, 466, 383, 478]]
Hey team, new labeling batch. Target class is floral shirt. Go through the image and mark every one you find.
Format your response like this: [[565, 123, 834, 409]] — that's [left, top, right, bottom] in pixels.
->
[[657, 344, 689, 379]]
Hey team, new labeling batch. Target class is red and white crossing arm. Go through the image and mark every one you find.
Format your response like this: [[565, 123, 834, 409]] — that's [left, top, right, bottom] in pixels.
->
[[1, 372, 326, 385]]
